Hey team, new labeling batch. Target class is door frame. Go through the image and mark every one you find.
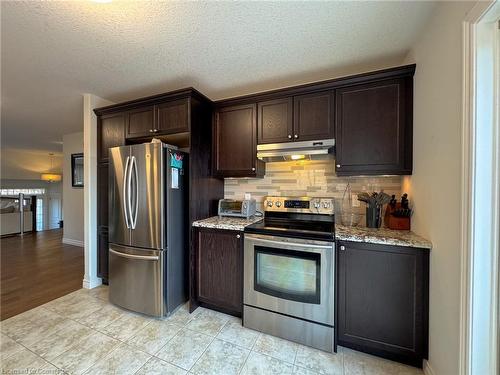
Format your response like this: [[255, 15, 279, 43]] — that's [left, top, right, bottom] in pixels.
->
[[459, 2, 500, 374]]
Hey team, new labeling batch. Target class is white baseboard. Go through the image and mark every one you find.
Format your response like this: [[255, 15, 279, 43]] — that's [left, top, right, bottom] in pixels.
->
[[62, 238, 84, 247], [82, 277, 102, 289], [423, 360, 435, 375]]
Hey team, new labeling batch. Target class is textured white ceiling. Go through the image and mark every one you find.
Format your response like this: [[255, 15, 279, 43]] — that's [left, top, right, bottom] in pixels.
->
[[1, 1, 436, 154]]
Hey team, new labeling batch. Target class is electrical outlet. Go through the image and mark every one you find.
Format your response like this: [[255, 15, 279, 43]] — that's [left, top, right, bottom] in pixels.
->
[[244, 193, 251, 200], [352, 193, 360, 207]]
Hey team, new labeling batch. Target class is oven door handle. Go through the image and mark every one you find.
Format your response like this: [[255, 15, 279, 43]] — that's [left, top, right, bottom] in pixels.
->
[[247, 236, 333, 250]]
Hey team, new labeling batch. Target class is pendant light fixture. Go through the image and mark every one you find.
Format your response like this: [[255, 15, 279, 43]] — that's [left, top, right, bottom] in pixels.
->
[[40, 153, 62, 183]]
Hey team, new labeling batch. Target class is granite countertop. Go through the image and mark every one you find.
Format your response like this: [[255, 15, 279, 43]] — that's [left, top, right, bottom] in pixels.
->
[[192, 216, 263, 231], [192, 216, 432, 249], [336, 224, 432, 249]]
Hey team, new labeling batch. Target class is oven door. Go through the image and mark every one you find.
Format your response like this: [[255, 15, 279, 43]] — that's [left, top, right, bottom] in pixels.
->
[[244, 233, 334, 326]]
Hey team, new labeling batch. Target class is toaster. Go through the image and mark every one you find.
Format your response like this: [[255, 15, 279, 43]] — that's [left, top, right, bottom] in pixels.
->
[[218, 199, 256, 219]]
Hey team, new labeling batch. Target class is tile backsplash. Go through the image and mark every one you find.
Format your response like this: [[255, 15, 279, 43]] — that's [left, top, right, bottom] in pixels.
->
[[224, 159, 402, 220]]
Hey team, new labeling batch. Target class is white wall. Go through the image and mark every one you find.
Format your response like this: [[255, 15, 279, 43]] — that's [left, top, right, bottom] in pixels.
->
[[0, 148, 62, 180], [402, 2, 475, 375], [62, 132, 84, 245]]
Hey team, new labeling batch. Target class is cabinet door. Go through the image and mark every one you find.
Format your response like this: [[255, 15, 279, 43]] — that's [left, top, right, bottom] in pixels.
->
[[98, 113, 125, 163], [98, 228, 109, 282], [293, 91, 334, 141], [337, 241, 428, 367], [335, 78, 411, 175], [197, 229, 243, 314], [214, 104, 263, 177], [156, 99, 189, 134], [126, 106, 154, 138], [257, 98, 293, 144], [97, 163, 109, 227]]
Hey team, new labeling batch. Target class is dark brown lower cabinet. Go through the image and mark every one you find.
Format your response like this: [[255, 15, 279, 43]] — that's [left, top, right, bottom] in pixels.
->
[[337, 240, 429, 367], [97, 162, 109, 283], [98, 227, 109, 283], [192, 228, 243, 316]]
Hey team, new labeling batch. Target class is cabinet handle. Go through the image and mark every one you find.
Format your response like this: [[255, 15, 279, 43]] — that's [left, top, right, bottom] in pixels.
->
[[236, 234, 241, 239], [294, 134, 298, 139], [340, 245, 345, 251], [336, 164, 341, 168], [288, 135, 292, 139], [251, 167, 256, 171]]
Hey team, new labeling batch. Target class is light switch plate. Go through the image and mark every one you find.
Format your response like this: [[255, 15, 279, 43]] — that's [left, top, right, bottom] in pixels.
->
[[244, 193, 251, 200]]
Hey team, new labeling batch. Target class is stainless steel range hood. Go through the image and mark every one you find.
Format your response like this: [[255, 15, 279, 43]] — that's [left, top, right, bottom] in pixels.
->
[[257, 139, 335, 162]]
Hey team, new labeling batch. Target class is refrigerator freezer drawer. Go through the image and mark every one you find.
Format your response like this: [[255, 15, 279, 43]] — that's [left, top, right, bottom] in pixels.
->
[[109, 244, 165, 317]]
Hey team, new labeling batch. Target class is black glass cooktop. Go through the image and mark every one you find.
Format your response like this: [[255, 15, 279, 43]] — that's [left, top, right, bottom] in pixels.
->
[[245, 213, 335, 241]]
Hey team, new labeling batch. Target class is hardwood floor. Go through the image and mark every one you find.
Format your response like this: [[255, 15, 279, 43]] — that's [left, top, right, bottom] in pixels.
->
[[0, 229, 84, 320]]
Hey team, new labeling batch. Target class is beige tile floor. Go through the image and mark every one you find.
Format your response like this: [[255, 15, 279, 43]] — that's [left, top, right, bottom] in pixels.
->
[[0, 286, 423, 375]]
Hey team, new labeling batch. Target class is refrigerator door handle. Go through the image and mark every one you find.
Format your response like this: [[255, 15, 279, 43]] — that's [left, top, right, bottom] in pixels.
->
[[123, 156, 131, 229], [131, 156, 139, 230], [109, 248, 159, 261], [127, 155, 133, 230]]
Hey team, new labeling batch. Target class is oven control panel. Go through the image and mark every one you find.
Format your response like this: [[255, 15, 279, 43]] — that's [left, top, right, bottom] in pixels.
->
[[264, 196, 335, 215]]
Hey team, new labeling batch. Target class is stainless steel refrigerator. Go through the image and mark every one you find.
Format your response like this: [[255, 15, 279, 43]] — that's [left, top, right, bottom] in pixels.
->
[[108, 142, 187, 317]]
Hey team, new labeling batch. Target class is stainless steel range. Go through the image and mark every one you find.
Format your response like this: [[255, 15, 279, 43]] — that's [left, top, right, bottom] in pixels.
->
[[243, 196, 336, 353]]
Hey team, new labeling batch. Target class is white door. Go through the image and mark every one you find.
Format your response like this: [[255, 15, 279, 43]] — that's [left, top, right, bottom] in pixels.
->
[[48, 194, 61, 229]]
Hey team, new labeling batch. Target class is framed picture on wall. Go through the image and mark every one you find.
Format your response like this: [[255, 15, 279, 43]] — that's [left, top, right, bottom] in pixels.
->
[[71, 153, 84, 188]]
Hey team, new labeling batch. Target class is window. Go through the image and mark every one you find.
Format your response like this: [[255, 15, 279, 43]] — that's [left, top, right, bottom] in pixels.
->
[[36, 198, 44, 231], [0, 188, 45, 196]]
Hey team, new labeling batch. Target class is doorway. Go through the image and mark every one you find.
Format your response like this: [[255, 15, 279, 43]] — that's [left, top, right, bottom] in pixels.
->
[[48, 193, 62, 230], [461, 3, 500, 375]]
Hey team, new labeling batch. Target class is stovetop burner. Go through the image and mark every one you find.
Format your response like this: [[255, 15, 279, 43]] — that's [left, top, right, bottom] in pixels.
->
[[244, 196, 335, 241]]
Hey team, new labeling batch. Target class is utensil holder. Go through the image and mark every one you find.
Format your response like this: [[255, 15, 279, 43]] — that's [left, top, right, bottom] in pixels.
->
[[366, 206, 381, 228]]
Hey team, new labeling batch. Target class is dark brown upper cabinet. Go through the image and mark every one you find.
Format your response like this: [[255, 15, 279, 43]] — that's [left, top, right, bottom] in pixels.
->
[[337, 240, 429, 367], [335, 78, 412, 175], [125, 99, 190, 139], [156, 99, 189, 134], [294, 91, 334, 141], [216, 64, 415, 176], [257, 92, 333, 144], [258, 98, 293, 144], [97, 112, 126, 163], [126, 106, 155, 138], [214, 104, 265, 178]]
